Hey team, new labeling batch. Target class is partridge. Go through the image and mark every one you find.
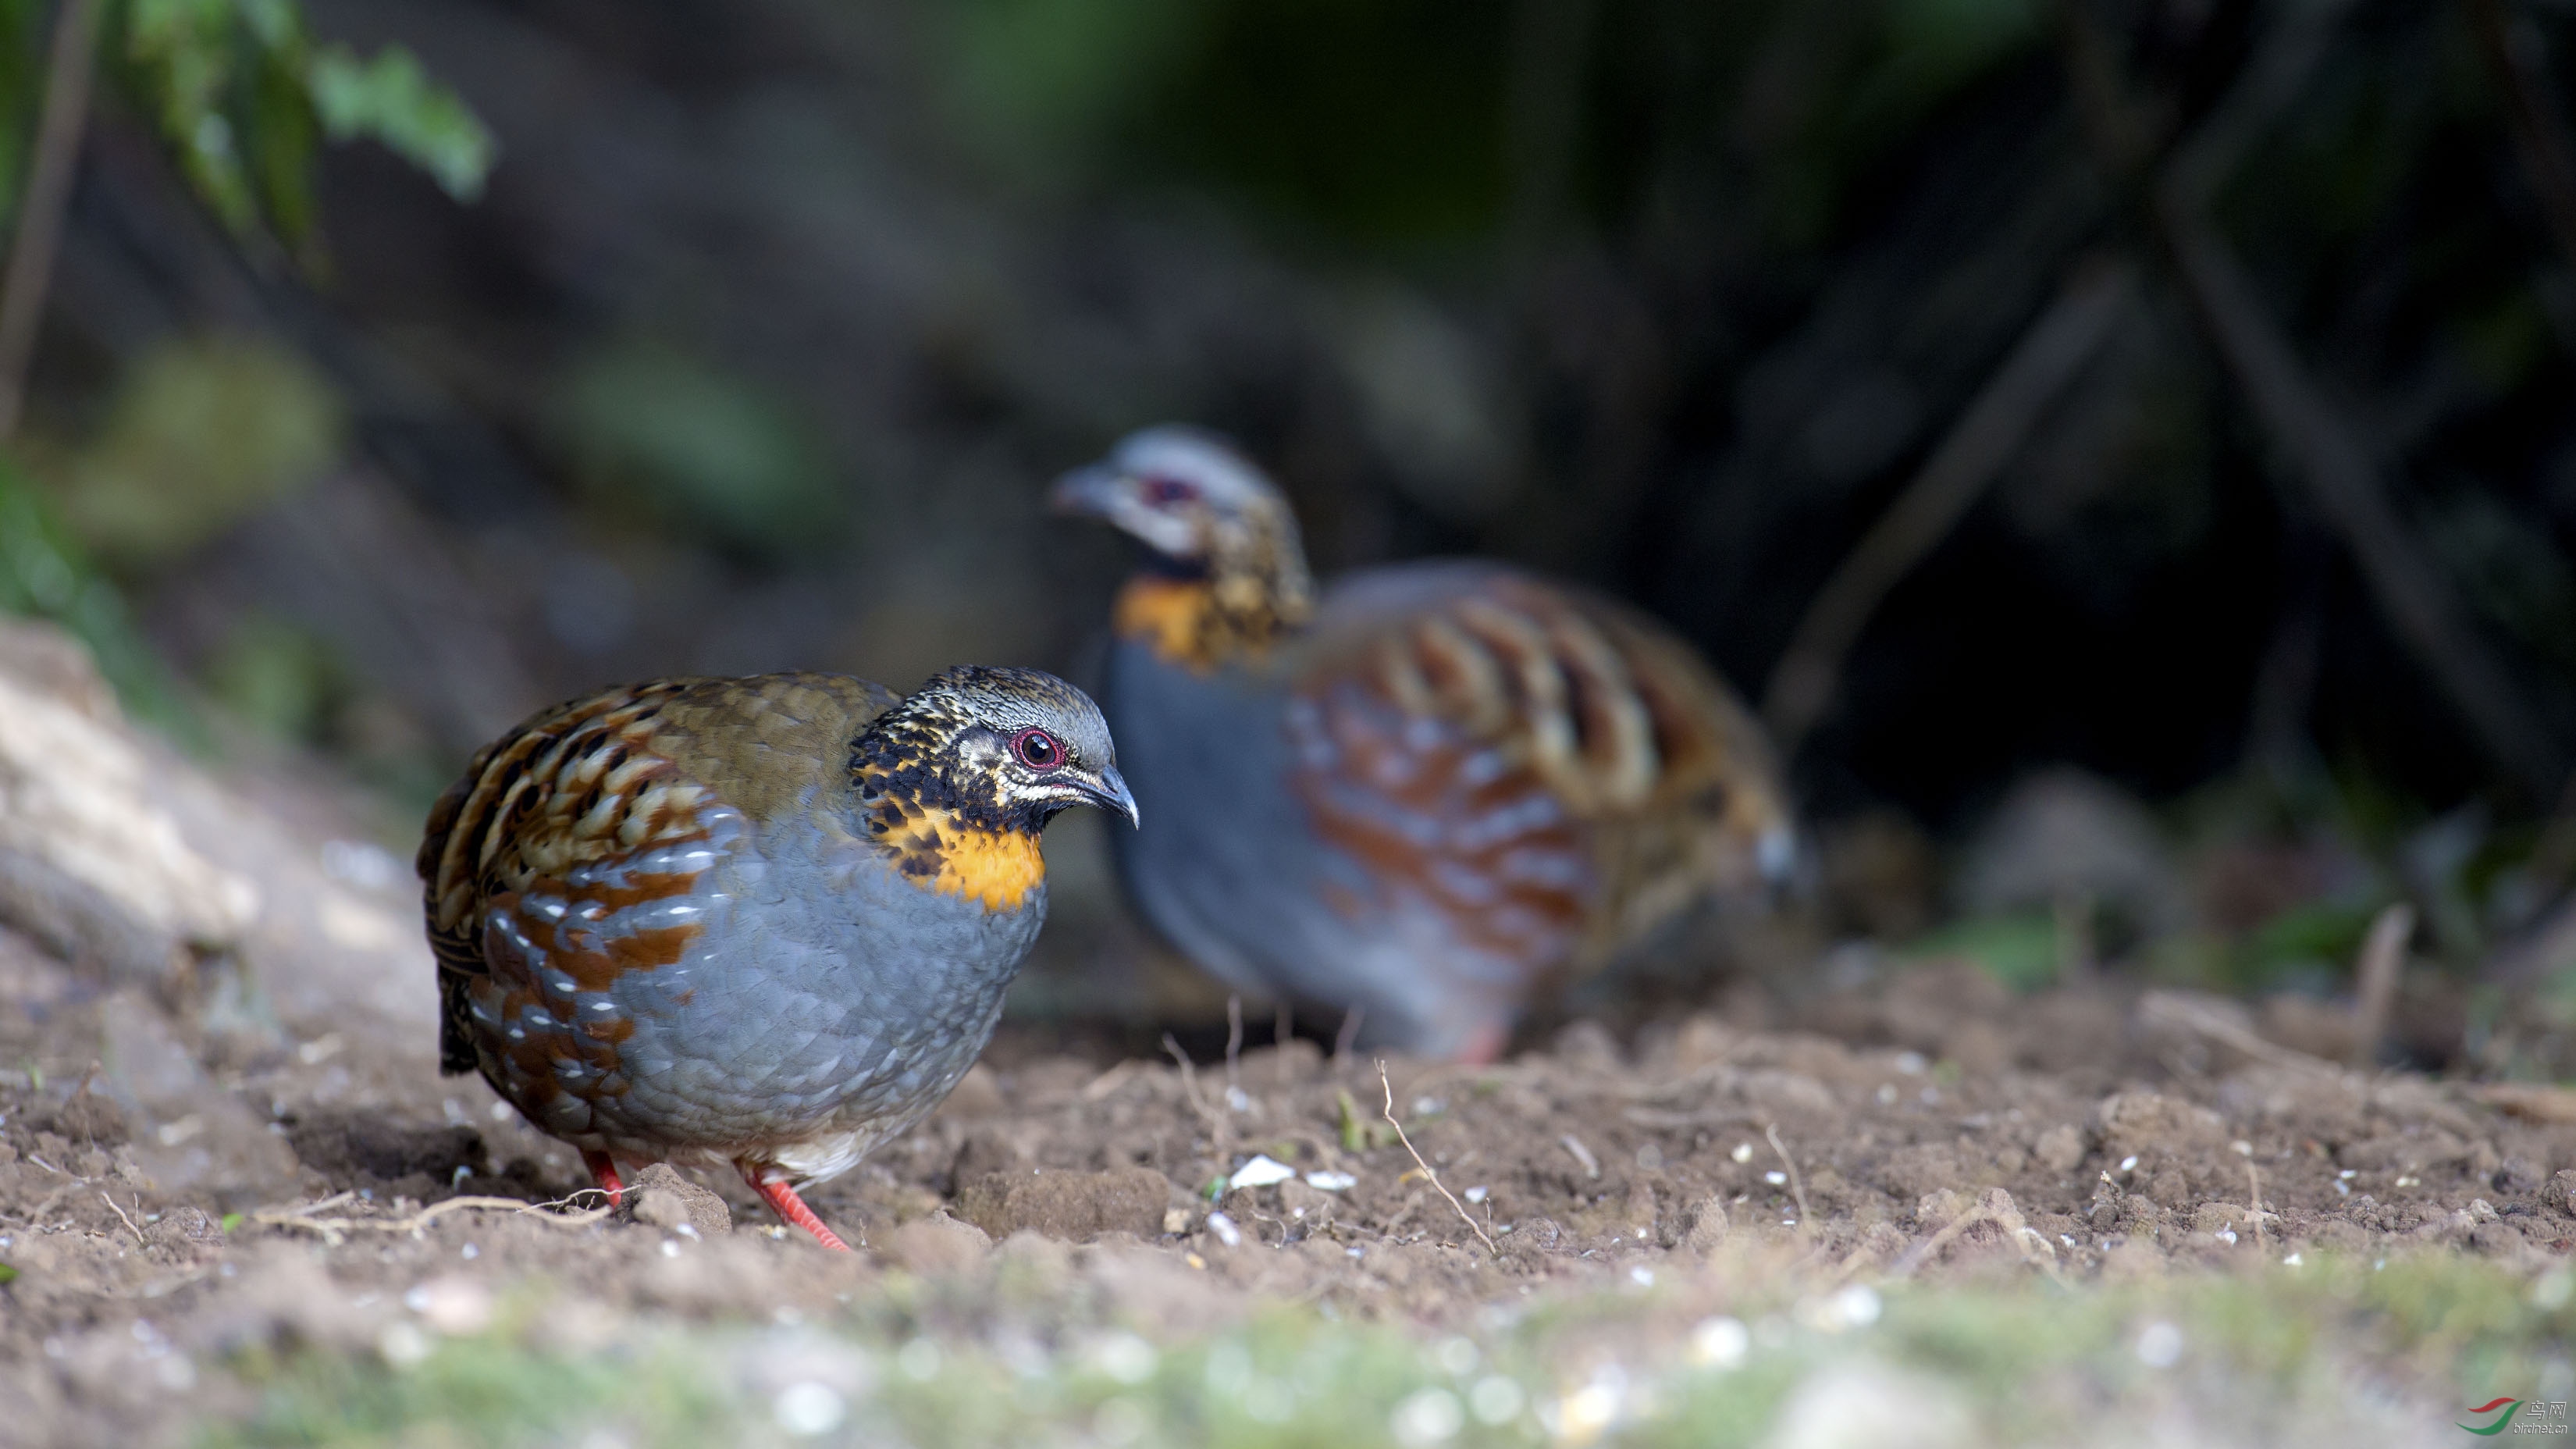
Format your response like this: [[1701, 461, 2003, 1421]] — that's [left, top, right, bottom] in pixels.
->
[[417, 667, 1137, 1249], [1054, 426, 1793, 1062]]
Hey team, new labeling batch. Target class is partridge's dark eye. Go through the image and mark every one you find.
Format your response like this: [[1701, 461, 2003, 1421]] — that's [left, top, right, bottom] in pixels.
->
[[1012, 728, 1063, 769], [1142, 476, 1199, 506]]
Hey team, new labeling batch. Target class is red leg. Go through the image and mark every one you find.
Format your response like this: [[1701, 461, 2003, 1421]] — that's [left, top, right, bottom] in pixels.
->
[[1454, 1020, 1510, 1066], [582, 1149, 626, 1209], [741, 1165, 852, 1251]]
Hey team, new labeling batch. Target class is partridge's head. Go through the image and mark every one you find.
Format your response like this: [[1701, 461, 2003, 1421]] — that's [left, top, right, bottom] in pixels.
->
[[855, 666, 1137, 835], [1051, 425, 1315, 631]]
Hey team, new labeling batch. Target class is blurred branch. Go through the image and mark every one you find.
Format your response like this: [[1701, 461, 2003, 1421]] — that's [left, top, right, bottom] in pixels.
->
[[2055, 0, 2570, 797], [0, 0, 105, 439], [2102, 0, 2573, 799], [2462, 0, 2576, 278], [2158, 0, 2361, 212], [1762, 258, 2136, 753], [2154, 208, 2566, 798]]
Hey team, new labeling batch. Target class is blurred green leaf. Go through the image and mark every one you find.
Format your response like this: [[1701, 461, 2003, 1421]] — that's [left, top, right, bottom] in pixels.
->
[[1901, 910, 2058, 992], [2237, 899, 2380, 990], [118, 0, 491, 243], [205, 612, 343, 745], [559, 342, 841, 561], [946, 0, 1212, 176], [308, 44, 493, 201], [55, 333, 343, 565], [0, 457, 201, 745]]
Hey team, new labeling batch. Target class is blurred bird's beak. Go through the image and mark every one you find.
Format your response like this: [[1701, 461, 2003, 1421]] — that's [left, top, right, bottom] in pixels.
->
[[1756, 824, 1797, 885], [1048, 463, 1124, 519], [1083, 767, 1141, 828]]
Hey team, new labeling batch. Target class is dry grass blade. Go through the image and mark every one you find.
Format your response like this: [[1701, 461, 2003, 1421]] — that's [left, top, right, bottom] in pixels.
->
[[2348, 903, 2413, 1066], [2247, 1160, 2267, 1254], [1765, 1123, 1813, 1236], [1226, 995, 1245, 1098], [1379, 1061, 1497, 1256], [1560, 1134, 1601, 1180]]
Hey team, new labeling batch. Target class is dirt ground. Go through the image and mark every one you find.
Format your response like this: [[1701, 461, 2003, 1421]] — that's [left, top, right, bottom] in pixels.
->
[[8, 913, 2576, 1446], [4, 624, 2576, 1445]]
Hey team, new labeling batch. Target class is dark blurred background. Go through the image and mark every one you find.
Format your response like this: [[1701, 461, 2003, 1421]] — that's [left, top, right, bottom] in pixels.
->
[[7, 0, 2576, 1063]]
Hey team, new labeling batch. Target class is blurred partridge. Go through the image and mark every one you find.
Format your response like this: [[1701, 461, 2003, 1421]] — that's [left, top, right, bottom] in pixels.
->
[[1055, 427, 1793, 1061], [418, 667, 1137, 1249]]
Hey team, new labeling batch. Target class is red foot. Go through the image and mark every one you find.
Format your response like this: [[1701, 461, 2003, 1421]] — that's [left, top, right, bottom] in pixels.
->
[[742, 1165, 852, 1251], [583, 1149, 626, 1210]]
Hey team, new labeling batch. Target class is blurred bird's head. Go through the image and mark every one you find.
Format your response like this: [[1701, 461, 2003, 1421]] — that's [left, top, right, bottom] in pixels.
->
[[1051, 426, 1315, 632]]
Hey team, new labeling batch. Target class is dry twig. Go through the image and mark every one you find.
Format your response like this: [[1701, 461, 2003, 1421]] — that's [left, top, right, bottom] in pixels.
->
[[100, 1192, 144, 1246], [251, 1191, 613, 1246], [1379, 1061, 1497, 1255]]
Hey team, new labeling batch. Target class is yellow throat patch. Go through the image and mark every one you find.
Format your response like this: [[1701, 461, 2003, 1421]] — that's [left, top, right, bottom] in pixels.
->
[[1113, 575, 1293, 671], [870, 799, 1046, 913]]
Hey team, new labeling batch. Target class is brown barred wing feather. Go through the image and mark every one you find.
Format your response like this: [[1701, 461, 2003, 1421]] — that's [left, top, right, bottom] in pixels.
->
[[1289, 567, 1788, 985], [417, 680, 710, 1075]]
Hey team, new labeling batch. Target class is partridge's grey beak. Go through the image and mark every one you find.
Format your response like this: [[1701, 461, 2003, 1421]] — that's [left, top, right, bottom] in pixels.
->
[[1048, 463, 1123, 518], [1084, 767, 1141, 828]]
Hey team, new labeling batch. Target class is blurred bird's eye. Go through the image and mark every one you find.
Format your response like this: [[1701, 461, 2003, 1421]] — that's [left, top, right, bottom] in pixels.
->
[[1012, 728, 1063, 769], [1142, 476, 1198, 506]]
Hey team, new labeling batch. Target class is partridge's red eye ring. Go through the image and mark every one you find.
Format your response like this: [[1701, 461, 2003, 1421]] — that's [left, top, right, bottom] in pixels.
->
[[1012, 728, 1063, 769], [1143, 476, 1199, 505]]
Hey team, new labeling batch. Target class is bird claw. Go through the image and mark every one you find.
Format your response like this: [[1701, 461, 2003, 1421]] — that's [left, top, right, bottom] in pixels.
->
[[741, 1166, 852, 1251]]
